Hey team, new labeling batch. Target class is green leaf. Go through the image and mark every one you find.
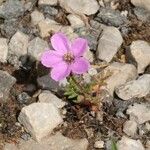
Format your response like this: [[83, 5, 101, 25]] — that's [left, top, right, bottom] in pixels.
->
[[68, 93, 78, 99], [111, 140, 118, 150]]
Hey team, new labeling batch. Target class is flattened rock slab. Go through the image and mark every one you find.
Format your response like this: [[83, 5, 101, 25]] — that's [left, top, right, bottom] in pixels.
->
[[115, 74, 150, 100], [130, 40, 150, 73], [59, 0, 99, 15], [127, 103, 150, 124], [18, 103, 63, 141], [117, 136, 145, 150], [96, 26, 123, 62]]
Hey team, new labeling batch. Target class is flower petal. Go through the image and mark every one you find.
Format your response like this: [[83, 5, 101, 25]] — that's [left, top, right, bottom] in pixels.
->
[[51, 33, 70, 54], [71, 38, 87, 57], [51, 62, 71, 81], [41, 50, 63, 68], [71, 57, 90, 74]]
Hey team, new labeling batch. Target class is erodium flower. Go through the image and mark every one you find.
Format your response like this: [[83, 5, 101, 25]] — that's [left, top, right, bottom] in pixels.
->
[[41, 32, 90, 81]]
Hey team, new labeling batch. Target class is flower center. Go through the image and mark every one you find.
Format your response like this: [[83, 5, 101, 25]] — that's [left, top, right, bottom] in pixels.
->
[[63, 52, 75, 63]]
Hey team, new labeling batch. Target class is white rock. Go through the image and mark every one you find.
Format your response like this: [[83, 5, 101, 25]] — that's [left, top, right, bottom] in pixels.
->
[[31, 10, 44, 25], [67, 14, 85, 28], [94, 140, 104, 149], [123, 120, 138, 137], [100, 62, 137, 95], [9, 31, 29, 57], [97, 26, 123, 62], [131, 0, 150, 11], [38, 90, 66, 108], [0, 38, 8, 63], [28, 37, 49, 61], [18, 103, 63, 141], [117, 136, 145, 150], [38, 0, 58, 6], [127, 103, 150, 124], [59, 0, 99, 15], [115, 74, 150, 100], [38, 18, 62, 38], [88, 67, 98, 76], [130, 40, 150, 73]]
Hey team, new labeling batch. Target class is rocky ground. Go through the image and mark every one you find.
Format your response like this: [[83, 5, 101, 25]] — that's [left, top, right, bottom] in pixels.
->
[[0, 0, 150, 150]]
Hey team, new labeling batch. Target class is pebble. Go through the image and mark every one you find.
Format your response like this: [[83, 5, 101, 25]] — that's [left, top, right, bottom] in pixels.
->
[[127, 103, 150, 124], [94, 140, 104, 149], [31, 10, 44, 25], [131, 0, 150, 11], [84, 48, 94, 63], [59, 0, 99, 15], [28, 37, 49, 61], [38, 90, 66, 108], [38, 0, 58, 6], [17, 92, 31, 104], [9, 31, 29, 57], [0, 38, 8, 63], [115, 74, 150, 100], [0, 70, 16, 102], [95, 7, 127, 27], [123, 120, 138, 137], [96, 26, 123, 62], [117, 136, 145, 150], [99, 62, 137, 95], [129, 40, 150, 74], [18, 103, 63, 141], [67, 14, 85, 28]]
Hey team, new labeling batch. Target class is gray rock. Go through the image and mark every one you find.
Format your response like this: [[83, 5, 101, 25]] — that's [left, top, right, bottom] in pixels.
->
[[123, 120, 138, 137], [17, 92, 31, 104], [117, 136, 145, 150], [96, 26, 123, 62], [28, 37, 49, 61], [9, 31, 29, 57], [59, 0, 99, 15], [18, 103, 63, 141], [0, 70, 16, 102], [115, 74, 150, 100], [38, 90, 66, 108], [99, 62, 137, 95], [0, 0, 25, 19], [134, 7, 150, 22], [0, 38, 8, 63], [130, 40, 150, 74], [131, 0, 150, 11], [127, 103, 150, 124], [95, 7, 127, 27], [38, 0, 58, 6]]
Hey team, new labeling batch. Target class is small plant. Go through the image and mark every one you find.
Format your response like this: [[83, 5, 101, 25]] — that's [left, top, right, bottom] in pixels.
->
[[111, 139, 118, 150], [41, 32, 109, 110]]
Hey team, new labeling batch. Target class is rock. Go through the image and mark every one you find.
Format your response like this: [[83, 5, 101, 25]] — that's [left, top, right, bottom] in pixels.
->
[[67, 14, 85, 28], [9, 31, 29, 57], [99, 62, 137, 95], [127, 103, 150, 124], [95, 7, 127, 27], [28, 37, 49, 61], [84, 48, 94, 63], [31, 10, 44, 25], [88, 67, 98, 76], [38, 90, 66, 108], [3, 143, 18, 150], [94, 140, 104, 149], [17, 92, 31, 104], [38, 18, 62, 38], [0, 70, 16, 102], [18, 103, 63, 141], [0, 0, 25, 19], [115, 74, 150, 100], [129, 40, 150, 73], [134, 7, 150, 22], [37, 75, 61, 92], [123, 120, 138, 137], [59, 0, 99, 15], [131, 0, 150, 11], [117, 136, 145, 150], [146, 140, 150, 150], [38, 0, 58, 6], [96, 26, 123, 62], [0, 38, 8, 63]]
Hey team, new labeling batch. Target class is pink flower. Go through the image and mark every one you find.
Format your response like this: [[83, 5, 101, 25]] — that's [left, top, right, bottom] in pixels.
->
[[41, 32, 90, 81]]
